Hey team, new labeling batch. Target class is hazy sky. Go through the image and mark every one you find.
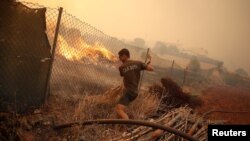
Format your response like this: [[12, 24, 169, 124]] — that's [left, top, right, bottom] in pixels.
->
[[22, 0, 250, 73]]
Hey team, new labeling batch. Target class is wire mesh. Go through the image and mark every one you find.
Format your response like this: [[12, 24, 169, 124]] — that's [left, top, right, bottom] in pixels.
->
[[1, 1, 211, 113], [50, 10, 121, 95], [46, 4, 165, 95]]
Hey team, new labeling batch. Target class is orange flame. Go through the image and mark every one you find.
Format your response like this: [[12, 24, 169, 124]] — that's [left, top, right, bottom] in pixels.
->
[[57, 35, 118, 63]]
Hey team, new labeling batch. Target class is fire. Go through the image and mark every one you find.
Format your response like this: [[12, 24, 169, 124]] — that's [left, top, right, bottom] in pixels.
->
[[57, 35, 118, 63]]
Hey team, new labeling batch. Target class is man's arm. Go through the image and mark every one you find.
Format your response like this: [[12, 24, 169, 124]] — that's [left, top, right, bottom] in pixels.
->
[[119, 66, 123, 76]]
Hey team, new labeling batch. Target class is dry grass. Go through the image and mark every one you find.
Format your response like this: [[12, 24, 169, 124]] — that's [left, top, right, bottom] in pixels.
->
[[74, 86, 160, 120], [0, 82, 202, 141], [68, 86, 160, 140]]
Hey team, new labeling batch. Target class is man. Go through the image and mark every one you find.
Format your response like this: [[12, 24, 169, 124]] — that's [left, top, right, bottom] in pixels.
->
[[116, 48, 154, 119]]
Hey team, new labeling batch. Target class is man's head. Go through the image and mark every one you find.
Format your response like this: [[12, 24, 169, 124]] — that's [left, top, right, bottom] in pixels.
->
[[118, 48, 130, 63]]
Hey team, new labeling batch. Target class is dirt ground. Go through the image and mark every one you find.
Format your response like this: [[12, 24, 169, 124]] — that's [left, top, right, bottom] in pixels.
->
[[196, 86, 250, 124]]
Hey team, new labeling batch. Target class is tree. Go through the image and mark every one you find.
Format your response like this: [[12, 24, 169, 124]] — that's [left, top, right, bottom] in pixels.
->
[[216, 61, 224, 72], [167, 45, 179, 54], [235, 68, 248, 77], [131, 38, 146, 47], [152, 41, 179, 55], [188, 57, 201, 72]]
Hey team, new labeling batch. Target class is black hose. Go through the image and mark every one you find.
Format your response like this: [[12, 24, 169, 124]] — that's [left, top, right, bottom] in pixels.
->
[[54, 119, 199, 141]]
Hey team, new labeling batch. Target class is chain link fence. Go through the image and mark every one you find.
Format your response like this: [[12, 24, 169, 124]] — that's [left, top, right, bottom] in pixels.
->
[[50, 9, 123, 95], [1, 1, 161, 113], [1, 1, 217, 113]]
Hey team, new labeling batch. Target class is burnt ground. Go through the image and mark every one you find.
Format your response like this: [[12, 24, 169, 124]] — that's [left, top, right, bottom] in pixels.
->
[[1, 84, 250, 140], [196, 86, 250, 124]]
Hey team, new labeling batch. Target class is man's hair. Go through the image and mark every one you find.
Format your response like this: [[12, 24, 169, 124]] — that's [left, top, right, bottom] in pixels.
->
[[118, 48, 130, 57]]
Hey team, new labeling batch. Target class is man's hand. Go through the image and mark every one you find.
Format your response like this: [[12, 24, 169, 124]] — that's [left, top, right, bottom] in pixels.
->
[[146, 64, 154, 71], [145, 52, 153, 71]]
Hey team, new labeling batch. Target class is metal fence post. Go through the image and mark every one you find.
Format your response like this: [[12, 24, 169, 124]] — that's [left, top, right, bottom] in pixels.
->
[[138, 48, 150, 93], [44, 7, 63, 103], [170, 60, 175, 76]]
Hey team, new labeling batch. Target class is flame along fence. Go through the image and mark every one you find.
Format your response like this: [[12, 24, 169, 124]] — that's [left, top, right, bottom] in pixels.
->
[[20, 1, 151, 98], [17, 2, 203, 102], [47, 6, 206, 97]]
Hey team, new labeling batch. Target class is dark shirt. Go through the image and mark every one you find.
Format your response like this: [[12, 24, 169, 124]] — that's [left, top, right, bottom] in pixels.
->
[[119, 60, 147, 93]]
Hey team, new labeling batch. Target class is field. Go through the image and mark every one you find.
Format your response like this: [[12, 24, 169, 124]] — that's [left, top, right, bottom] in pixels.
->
[[196, 86, 250, 124]]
